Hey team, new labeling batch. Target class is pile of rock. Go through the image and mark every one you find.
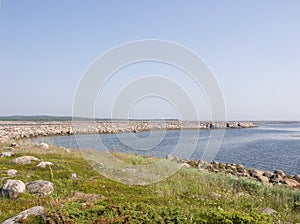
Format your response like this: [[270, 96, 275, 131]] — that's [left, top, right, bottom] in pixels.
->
[[0, 120, 256, 143], [180, 159, 300, 189]]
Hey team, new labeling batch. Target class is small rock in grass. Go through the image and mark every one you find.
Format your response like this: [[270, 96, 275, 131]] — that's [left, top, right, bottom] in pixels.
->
[[260, 207, 277, 215], [71, 191, 103, 202], [10, 143, 18, 147], [209, 192, 221, 199], [36, 143, 49, 149], [0, 152, 14, 158], [1, 179, 26, 198], [1, 206, 46, 224], [7, 169, 17, 176], [181, 163, 191, 168], [71, 173, 77, 179], [63, 148, 71, 153], [37, 161, 53, 168], [10, 156, 40, 165], [26, 180, 54, 197]]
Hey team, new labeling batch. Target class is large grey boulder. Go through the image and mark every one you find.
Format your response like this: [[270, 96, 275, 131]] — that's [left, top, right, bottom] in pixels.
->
[[1, 179, 26, 198], [26, 180, 54, 196], [1, 206, 46, 224], [10, 156, 40, 165]]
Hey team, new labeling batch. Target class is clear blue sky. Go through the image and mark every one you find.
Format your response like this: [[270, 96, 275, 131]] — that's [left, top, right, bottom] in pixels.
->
[[0, 0, 299, 120]]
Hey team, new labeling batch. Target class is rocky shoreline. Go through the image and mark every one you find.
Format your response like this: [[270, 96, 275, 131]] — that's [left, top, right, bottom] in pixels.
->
[[0, 120, 255, 143], [176, 158, 300, 189]]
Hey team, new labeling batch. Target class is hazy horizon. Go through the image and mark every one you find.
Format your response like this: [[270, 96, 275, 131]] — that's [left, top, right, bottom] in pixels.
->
[[1, 114, 300, 122], [1, 1, 300, 121]]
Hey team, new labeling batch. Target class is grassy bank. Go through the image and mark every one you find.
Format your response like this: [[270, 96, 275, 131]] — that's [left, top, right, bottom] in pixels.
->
[[0, 143, 299, 223]]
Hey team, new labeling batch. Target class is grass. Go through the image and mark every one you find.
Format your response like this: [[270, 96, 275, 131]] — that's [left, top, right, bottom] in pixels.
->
[[0, 142, 299, 223]]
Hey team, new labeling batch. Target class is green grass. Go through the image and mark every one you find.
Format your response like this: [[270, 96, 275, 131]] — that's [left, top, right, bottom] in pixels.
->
[[0, 143, 299, 223]]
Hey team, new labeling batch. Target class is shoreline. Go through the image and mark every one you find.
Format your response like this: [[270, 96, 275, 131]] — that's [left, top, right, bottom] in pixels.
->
[[178, 158, 300, 189], [0, 120, 255, 143]]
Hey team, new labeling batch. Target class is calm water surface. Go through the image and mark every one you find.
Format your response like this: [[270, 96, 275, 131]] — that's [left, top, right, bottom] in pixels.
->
[[33, 123, 300, 175]]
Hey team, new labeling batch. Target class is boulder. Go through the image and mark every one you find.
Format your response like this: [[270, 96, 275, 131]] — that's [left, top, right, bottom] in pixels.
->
[[257, 175, 270, 186], [236, 164, 245, 173], [249, 169, 264, 178], [10, 156, 40, 165], [26, 180, 54, 196], [1, 179, 26, 198], [236, 164, 244, 170], [280, 178, 300, 188], [7, 169, 17, 177], [172, 156, 180, 162], [294, 174, 300, 183], [212, 161, 219, 168], [260, 207, 277, 215], [263, 171, 274, 178], [1, 206, 46, 224], [36, 143, 49, 149], [181, 163, 191, 168], [274, 169, 285, 177], [208, 192, 221, 199], [198, 162, 208, 171], [269, 174, 283, 183], [71, 191, 102, 203], [166, 155, 173, 161], [0, 152, 14, 158], [37, 161, 53, 168]]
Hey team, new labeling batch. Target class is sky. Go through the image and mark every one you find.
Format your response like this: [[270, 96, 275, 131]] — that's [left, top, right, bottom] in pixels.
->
[[0, 0, 300, 120]]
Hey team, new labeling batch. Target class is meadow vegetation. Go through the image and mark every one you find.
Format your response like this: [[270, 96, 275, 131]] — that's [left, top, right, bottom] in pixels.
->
[[0, 143, 299, 223]]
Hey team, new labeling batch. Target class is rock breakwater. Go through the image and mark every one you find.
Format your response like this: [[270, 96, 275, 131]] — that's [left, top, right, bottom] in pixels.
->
[[181, 159, 300, 189], [0, 120, 255, 143]]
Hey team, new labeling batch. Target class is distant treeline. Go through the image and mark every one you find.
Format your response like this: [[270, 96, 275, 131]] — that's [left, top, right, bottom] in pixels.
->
[[0, 115, 178, 122]]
